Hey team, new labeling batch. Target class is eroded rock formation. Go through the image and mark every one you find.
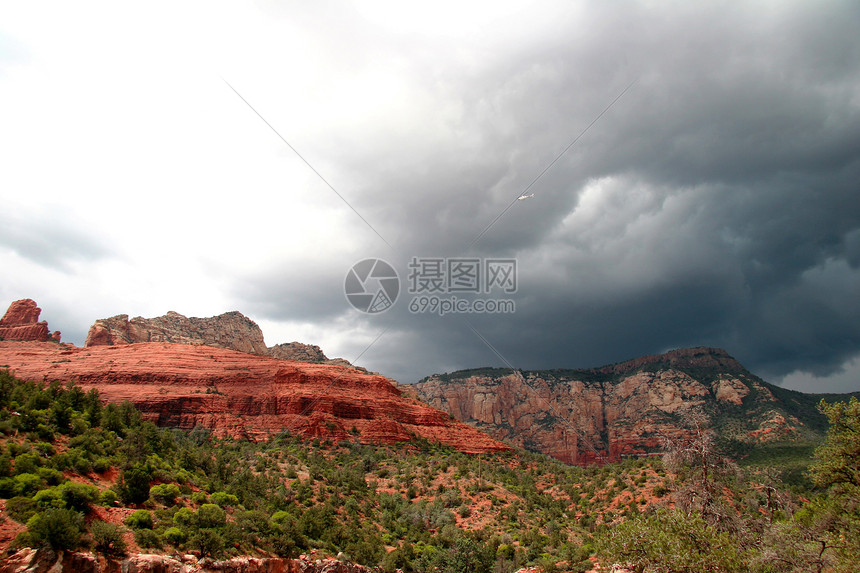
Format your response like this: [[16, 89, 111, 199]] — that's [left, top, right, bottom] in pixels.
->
[[85, 310, 358, 368], [414, 348, 818, 464], [268, 342, 360, 370], [0, 340, 509, 454], [0, 299, 60, 342], [85, 311, 268, 355]]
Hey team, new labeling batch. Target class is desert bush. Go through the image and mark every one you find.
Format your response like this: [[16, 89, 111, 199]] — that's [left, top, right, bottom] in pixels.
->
[[124, 509, 154, 529], [91, 520, 128, 556], [189, 528, 224, 558], [26, 508, 84, 550], [174, 506, 195, 527], [210, 491, 239, 507], [59, 481, 100, 512], [150, 483, 181, 505], [134, 528, 163, 550], [197, 503, 227, 528], [163, 526, 187, 545]]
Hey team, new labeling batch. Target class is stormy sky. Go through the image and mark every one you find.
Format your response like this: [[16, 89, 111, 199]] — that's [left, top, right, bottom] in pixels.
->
[[2, 1, 859, 392]]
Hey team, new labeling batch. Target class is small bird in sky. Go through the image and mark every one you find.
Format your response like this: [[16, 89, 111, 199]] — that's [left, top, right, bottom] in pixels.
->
[[517, 193, 535, 201]]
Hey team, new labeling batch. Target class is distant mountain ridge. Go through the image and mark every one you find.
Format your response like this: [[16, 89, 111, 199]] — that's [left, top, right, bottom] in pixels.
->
[[414, 347, 854, 464]]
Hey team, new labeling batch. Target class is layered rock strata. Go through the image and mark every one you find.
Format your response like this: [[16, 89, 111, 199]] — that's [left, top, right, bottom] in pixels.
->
[[0, 340, 509, 454]]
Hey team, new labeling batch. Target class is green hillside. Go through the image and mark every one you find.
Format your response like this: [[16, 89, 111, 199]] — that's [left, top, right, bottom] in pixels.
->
[[1, 369, 858, 572]]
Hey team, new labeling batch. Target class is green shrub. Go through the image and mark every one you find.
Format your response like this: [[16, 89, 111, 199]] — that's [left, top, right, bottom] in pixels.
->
[[101, 489, 118, 506], [163, 526, 187, 545], [210, 491, 239, 507], [36, 467, 64, 486], [0, 477, 16, 498], [26, 508, 84, 550], [124, 509, 154, 529], [6, 496, 38, 523], [59, 481, 100, 512], [13, 453, 41, 475], [189, 528, 224, 558], [197, 503, 226, 528], [72, 456, 92, 475], [117, 464, 151, 504], [150, 483, 181, 505], [191, 491, 208, 505], [92, 457, 112, 473], [134, 528, 163, 550], [34, 443, 55, 457], [13, 473, 43, 497], [0, 452, 11, 477], [270, 510, 293, 525], [174, 506, 195, 527], [91, 520, 128, 556], [32, 487, 63, 510]]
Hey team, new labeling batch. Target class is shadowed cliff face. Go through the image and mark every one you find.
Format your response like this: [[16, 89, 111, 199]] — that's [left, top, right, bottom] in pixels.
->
[[414, 348, 823, 464], [0, 341, 509, 454]]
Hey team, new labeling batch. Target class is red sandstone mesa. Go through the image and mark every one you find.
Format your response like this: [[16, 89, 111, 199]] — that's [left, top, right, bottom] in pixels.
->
[[0, 340, 509, 454], [0, 299, 60, 342]]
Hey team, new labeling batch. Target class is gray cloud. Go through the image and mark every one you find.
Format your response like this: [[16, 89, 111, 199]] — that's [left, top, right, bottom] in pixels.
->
[[0, 215, 113, 271]]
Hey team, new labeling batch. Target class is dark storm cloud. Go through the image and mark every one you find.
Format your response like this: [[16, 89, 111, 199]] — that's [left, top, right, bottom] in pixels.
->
[[241, 1, 860, 387]]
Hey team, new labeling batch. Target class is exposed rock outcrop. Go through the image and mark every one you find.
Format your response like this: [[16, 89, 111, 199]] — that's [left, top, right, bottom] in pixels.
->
[[0, 548, 375, 573], [85, 311, 359, 369], [0, 299, 60, 342], [414, 348, 820, 464], [85, 311, 268, 355], [0, 341, 509, 454], [268, 342, 361, 370]]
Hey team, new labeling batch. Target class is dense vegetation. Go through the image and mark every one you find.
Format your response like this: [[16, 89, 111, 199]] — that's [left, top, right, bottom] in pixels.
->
[[0, 368, 857, 572]]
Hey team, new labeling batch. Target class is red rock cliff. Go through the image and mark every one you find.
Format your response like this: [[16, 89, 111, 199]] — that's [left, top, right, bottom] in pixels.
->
[[0, 340, 508, 454], [414, 348, 810, 464], [0, 299, 60, 342]]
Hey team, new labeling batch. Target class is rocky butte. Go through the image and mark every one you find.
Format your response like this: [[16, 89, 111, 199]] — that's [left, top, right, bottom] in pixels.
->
[[86, 310, 359, 368], [0, 298, 60, 343], [414, 347, 842, 464]]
